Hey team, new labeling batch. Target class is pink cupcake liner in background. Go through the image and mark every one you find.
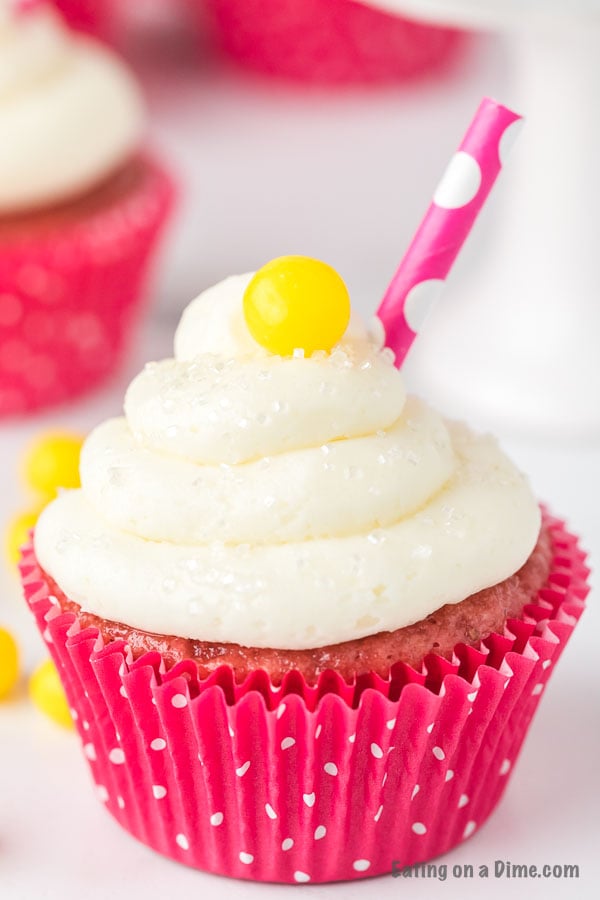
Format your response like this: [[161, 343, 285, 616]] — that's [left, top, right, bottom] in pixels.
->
[[0, 157, 175, 418], [51, 0, 114, 40], [194, 0, 463, 84], [21, 512, 588, 883]]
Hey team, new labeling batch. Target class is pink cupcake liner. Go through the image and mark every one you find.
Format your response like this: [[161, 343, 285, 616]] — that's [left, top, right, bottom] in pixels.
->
[[51, 0, 114, 40], [194, 0, 462, 84], [0, 155, 175, 418], [21, 512, 588, 883]]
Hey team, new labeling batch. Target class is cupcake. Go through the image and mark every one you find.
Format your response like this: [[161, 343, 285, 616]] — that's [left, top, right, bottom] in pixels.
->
[[195, 0, 461, 84], [24, 257, 588, 883], [0, 0, 174, 417]]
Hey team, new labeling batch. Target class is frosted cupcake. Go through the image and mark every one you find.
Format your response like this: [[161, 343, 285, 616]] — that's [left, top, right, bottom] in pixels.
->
[[24, 258, 588, 883], [0, 0, 174, 416]]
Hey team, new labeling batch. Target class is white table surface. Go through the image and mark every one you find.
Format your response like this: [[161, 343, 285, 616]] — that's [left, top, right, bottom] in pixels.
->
[[1, 23, 598, 900]]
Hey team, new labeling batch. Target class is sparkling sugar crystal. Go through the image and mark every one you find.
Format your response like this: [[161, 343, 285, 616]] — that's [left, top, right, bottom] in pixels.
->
[[350, 553, 365, 576], [330, 348, 350, 368], [318, 380, 336, 396], [344, 465, 364, 480], [107, 466, 126, 487], [412, 544, 433, 559]]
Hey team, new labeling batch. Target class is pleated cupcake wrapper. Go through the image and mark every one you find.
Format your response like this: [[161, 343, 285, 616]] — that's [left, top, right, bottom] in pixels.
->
[[0, 154, 175, 417], [197, 0, 461, 84], [21, 513, 588, 884], [54, 0, 114, 40]]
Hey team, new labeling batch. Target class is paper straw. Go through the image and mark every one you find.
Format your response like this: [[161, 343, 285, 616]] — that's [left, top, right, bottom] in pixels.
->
[[376, 97, 523, 368]]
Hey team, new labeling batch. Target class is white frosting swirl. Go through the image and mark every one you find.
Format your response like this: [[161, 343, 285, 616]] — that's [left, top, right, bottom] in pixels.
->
[[0, 1, 144, 213], [35, 274, 541, 650]]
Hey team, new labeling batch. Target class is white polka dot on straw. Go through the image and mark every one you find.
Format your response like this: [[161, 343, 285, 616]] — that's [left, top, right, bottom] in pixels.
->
[[433, 152, 482, 209], [403, 280, 445, 333], [498, 118, 524, 165]]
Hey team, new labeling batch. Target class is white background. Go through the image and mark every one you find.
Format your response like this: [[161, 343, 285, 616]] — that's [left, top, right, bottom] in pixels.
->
[[1, 15, 598, 899]]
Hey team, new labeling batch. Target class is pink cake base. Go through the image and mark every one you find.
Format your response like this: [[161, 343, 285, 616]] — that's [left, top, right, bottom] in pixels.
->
[[21, 512, 588, 883]]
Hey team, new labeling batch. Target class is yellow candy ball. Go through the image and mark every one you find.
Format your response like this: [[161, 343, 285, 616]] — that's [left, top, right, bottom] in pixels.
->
[[0, 627, 19, 699], [243, 256, 351, 356], [5, 508, 41, 565], [22, 431, 84, 499], [29, 659, 73, 729]]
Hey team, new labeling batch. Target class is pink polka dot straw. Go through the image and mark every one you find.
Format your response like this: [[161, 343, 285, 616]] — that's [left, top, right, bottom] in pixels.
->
[[377, 97, 523, 368]]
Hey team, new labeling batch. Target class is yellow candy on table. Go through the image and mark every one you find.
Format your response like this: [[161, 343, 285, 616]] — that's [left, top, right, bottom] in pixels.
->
[[29, 659, 73, 729], [243, 256, 351, 356], [5, 508, 41, 565], [22, 431, 84, 499], [0, 627, 19, 699]]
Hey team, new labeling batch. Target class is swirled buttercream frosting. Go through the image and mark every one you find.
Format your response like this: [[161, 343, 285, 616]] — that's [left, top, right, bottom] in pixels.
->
[[0, 0, 144, 213], [35, 273, 541, 650]]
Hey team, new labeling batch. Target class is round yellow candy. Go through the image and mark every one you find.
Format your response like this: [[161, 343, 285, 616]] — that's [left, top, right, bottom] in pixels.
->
[[29, 659, 73, 729], [243, 256, 351, 356], [5, 508, 41, 565], [0, 627, 19, 699], [22, 431, 84, 499]]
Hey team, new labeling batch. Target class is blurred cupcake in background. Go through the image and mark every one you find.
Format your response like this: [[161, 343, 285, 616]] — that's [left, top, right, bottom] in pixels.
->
[[195, 0, 462, 83], [0, 0, 174, 417]]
